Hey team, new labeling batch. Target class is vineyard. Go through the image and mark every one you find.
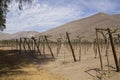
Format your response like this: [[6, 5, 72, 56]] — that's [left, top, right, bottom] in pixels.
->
[[0, 28, 120, 80]]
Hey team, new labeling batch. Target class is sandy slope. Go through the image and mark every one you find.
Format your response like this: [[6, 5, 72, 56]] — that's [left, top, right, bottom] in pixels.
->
[[39, 12, 120, 41]]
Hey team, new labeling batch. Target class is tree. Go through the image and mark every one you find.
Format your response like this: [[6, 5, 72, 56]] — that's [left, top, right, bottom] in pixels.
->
[[0, 0, 33, 31]]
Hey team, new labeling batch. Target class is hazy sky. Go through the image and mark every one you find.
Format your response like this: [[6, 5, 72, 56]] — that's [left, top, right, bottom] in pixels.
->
[[4, 0, 120, 33]]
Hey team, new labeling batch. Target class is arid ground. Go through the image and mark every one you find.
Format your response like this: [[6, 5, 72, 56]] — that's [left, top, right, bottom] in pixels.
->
[[0, 44, 120, 80], [0, 47, 66, 80]]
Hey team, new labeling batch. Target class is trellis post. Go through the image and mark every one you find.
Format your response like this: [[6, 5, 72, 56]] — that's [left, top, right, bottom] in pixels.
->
[[66, 32, 77, 62], [107, 28, 119, 72], [44, 36, 54, 58], [96, 28, 103, 79]]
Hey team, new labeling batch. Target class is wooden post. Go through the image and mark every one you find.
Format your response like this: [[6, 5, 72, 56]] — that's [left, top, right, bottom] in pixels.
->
[[31, 37, 42, 55], [44, 36, 54, 58], [77, 36, 82, 61], [19, 38, 22, 53], [105, 39, 110, 75], [100, 31, 111, 75], [107, 28, 119, 72], [96, 29, 103, 78], [15, 39, 19, 50], [31, 39, 34, 50], [56, 38, 62, 56], [93, 39, 97, 58], [22, 39, 27, 53], [24, 38, 31, 51], [29, 39, 33, 51], [42, 39, 46, 57], [119, 57, 120, 68], [38, 36, 41, 52], [66, 32, 77, 62]]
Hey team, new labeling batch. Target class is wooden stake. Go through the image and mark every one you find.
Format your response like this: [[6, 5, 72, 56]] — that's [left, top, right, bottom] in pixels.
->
[[19, 38, 22, 53], [106, 40, 110, 75], [24, 38, 31, 51], [57, 38, 61, 56], [15, 39, 19, 50], [96, 29, 103, 79], [66, 32, 77, 62], [42, 37, 46, 57], [77, 37, 82, 61], [32, 37, 42, 55], [107, 28, 119, 72], [22, 39, 27, 53], [44, 36, 54, 58], [119, 57, 120, 68]]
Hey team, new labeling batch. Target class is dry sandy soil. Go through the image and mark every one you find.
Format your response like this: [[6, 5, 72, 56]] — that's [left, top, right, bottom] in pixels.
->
[[40, 44, 120, 80], [0, 44, 120, 80], [0, 47, 66, 80]]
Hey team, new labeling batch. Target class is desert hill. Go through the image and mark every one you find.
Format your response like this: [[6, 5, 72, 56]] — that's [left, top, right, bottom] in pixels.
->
[[40, 12, 120, 41], [11, 31, 39, 39], [0, 32, 11, 40], [0, 31, 39, 40]]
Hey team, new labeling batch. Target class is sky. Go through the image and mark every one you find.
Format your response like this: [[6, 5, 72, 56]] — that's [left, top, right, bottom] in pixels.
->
[[4, 0, 120, 33]]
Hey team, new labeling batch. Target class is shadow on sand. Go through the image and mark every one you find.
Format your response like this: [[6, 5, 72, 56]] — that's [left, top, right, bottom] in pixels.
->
[[0, 49, 54, 77]]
